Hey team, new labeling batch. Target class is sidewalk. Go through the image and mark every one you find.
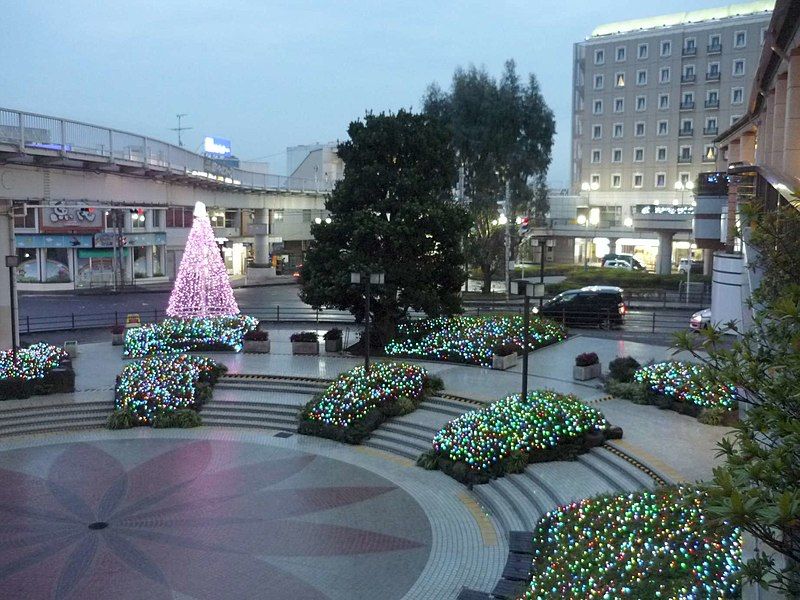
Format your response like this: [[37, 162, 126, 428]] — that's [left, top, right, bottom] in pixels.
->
[[21, 275, 297, 296]]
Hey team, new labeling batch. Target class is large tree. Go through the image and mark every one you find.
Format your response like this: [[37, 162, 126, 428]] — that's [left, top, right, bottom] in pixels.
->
[[299, 110, 471, 344], [423, 60, 556, 292]]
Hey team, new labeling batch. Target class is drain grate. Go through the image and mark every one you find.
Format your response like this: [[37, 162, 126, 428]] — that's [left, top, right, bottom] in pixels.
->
[[274, 431, 294, 438]]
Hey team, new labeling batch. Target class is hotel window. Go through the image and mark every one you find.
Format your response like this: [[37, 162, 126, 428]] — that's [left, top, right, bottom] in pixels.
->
[[708, 33, 721, 49], [593, 99, 603, 114], [704, 145, 717, 161], [682, 91, 694, 108], [590, 173, 600, 186], [616, 46, 626, 61], [591, 149, 601, 163], [636, 95, 646, 111], [594, 49, 605, 65], [734, 30, 746, 48], [592, 124, 602, 139], [633, 147, 644, 162], [657, 120, 669, 135], [705, 117, 718, 134], [612, 148, 622, 163], [655, 173, 666, 188], [637, 43, 648, 59], [634, 122, 645, 137], [731, 87, 744, 104], [612, 174, 622, 188], [660, 67, 670, 83], [680, 146, 692, 161], [633, 173, 643, 188], [708, 62, 720, 77], [615, 72, 625, 87], [613, 123, 623, 138], [594, 74, 604, 90], [683, 64, 695, 79], [656, 146, 667, 161], [684, 37, 696, 52], [733, 59, 745, 76], [636, 69, 647, 85], [659, 93, 669, 109], [660, 40, 671, 57], [614, 97, 624, 113], [681, 118, 693, 133]]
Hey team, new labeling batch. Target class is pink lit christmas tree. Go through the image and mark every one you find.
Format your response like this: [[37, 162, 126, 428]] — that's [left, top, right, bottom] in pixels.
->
[[167, 202, 240, 318]]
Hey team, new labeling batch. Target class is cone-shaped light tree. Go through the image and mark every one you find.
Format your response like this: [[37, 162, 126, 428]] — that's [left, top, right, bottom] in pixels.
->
[[166, 202, 239, 318]]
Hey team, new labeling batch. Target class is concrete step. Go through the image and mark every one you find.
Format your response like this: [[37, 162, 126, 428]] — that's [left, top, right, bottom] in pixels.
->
[[0, 406, 110, 424], [378, 422, 437, 445], [522, 460, 623, 508], [368, 429, 431, 455], [578, 450, 649, 493], [590, 447, 656, 489], [471, 483, 523, 535], [0, 416, 107, 438], [362, 439, 419, 461], [0, 400, 111, 417], [200, 415, 296, 432], [419, 399, 472, 418], [428, 395, 482, 413], [489, 476, 542, 531], [202, 404, 300, 419]]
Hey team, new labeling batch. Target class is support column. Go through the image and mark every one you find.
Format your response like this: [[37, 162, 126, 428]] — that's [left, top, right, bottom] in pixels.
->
[[656, 231, 675, 275], [771, 73, 788, 170], [252, 208, 269, 266], [728, 138, 741, 164], [784, 48, 800, 178], [740, 131, 756, 165], [607, 237, 619, 254], [702, 248, 714, 276], [759, 90, 776, 169], [0, 205, 17, 350]]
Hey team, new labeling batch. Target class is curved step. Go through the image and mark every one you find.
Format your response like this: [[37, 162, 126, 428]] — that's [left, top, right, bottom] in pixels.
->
[[471, 483, 523, 535], [362, 439, 419, 461], [367, 429, 431, 455], [589, 446, 657, 489]]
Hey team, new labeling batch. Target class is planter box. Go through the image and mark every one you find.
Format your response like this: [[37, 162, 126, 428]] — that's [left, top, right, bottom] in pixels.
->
[[292, 341, 319, 355], [324, 339, 342, 352], [243, 340, 271, 353], [573, 363, 602, 381], [111, 333, 124, 346], [492, 352, 518, 370]]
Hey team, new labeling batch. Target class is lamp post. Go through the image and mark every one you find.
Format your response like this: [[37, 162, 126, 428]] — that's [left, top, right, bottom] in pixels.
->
[[531, 237, 555, 307], [577, 206, 600, 271], [510, 279, 545, 400], [351, 271, 384, 372], [675, 181, 695, 302], [5, 255, 19, 363]]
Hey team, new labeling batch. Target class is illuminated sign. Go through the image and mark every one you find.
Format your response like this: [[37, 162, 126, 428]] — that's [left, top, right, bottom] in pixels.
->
[[203, 136, 232, 158], [636, 204, 694, 216]]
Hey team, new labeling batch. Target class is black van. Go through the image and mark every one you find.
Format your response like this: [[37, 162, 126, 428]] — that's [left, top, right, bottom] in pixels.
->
[[533, 286, 627, 328]]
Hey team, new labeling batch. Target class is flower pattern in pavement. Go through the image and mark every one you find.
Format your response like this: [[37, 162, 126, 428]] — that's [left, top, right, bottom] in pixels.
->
[[0, 440, 429, 599]]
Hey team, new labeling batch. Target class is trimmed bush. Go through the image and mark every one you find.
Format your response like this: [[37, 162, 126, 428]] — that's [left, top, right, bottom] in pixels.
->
[[124, 315, 258, 357], [291, 331, 319, 342], [0, 343, 74, 401], [608, 356, 640, 382], [323, 328, 343, 340], [634, 361, 737, 410], [575, 352, 599, 367], [243, 329, 269, 341]]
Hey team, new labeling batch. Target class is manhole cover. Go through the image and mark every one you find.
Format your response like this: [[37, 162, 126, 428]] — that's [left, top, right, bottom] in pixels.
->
[[274, 432, 294, 438]]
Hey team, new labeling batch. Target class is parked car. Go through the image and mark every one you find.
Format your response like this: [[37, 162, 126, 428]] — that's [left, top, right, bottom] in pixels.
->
[[690, 308, 711, 331], [533, 285, 627, 328], [603, 259, 634, 270], [292, 264, 303, 281], [678, 258, 704, 274], [600, 253, 646, 271]]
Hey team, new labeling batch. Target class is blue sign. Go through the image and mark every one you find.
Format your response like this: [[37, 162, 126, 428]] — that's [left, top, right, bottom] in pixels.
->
[[16, 233, 93, 248], [203, 136, 232, 158]]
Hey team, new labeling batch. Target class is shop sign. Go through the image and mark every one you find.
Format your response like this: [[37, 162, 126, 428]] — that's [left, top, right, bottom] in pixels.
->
[[94, 232, 166, 247], [636, 204, 694, 216], [40, 200, 103, 233], [15, 233, 93, 248]]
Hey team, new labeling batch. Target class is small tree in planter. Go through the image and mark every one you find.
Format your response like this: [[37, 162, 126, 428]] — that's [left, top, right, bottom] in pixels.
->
[[291, 331, 319, 355], [574, 352, 601, 381], [111, 325, 126, 346], [492, 343, 519, 370], [323, 328, 343, 352], [243, 329, 270, 353]]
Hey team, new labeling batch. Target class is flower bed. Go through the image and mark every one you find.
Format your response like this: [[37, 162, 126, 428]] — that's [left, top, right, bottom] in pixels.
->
[[633, 361, 737, 415], [0, 343, 74, 400], [521, 487, 741, 599], [124, 315, 258, 358], [298, 362, 440, 444], [419, 390, 620, 485], [110, 354, 227, 428], [385, 316, 566, 367]]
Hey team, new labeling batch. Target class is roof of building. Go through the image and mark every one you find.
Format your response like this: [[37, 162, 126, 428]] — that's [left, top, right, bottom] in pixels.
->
[[590, 1, 774, 38]]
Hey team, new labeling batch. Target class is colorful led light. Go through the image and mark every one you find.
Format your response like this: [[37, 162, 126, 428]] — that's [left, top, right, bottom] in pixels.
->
[[0, 343, 69, 381], [124, 315, 258, 358], [634, 362, 736, 410]]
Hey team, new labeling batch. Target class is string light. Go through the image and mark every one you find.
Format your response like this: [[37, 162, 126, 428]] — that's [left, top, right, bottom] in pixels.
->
[[124, 315, 258, 358], [0, 343, 68, 380], [385, 316, 566, 366], [634, 362, 737, 410]]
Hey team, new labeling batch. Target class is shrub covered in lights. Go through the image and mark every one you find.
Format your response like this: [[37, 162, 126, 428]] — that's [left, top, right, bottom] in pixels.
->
[[123, 315, 258, 358], [0, 343, 74, 400], [634, 361, 737, 414], [385, 315, 566, 366], [110, 354, 227, 428], [520, 486, 741, 599], [420, 390, 620, 485], [298, 362, 440, 444]]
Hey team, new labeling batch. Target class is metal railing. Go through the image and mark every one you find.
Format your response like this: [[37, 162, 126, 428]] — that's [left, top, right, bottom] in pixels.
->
[[0, 107, 333, 194]]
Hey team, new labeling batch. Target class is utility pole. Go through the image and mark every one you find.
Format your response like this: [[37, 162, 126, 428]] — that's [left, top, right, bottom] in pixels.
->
[[504, 179, 511, 301], [458, 165, 468, 293], [170, 114, 192, 147]]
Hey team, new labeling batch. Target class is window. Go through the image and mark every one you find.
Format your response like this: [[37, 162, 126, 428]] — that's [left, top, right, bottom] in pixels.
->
[[681, 118, 693, 133], [708, 62, 720, 76], [590, 173, 600, 186], [734, 30, 746, 48], [656, 146, 667, 161], [660, 40, 671, 56], [681, 92, 694, 109], [704, 145, 717, 161], [636, 95, 646, 111], [612, 174, 622, 188], [705, 117, 718, 134], [594, 74, 604, 90], [683, 64, 695, 81], [706, 89, 719, 108], [684, 37, 696, 52], [637, 43, 648, 59], [733, 59, 745, 76], [45, 248, 70, 283], [634, 122, 645, 137], [633, 174, 643, 188], [708, 33, 721, 49], [633, 147, 644, 162], [593, 99, 603, 114], [151, 210, 161, 228], [591, 149, 601, 163], [636, 69, 647, 85], [615, 72, 625, 87], [660, 67, 670, 83], [166, 207, 194, 228], [594, 49, 605, 65], [16, 248, 38, 283], [655, 173, 666, 188], [658, 120, 669, 135], [679, 172, 691, 185], [731, 87, 744, 104], [614, 97, 624, 113], [612, 148, 622, 163], [680, 145, 692, 160], [659, 93, 669, 109], [616, 46, 626, 61], [592, 124, 602, 139], [613, 123, 623, 138], [13, 205, 36, 229]]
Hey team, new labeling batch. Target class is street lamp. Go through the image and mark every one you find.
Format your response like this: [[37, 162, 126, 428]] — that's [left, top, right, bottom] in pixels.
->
[[577, 207, 600, 271], [350, 271, 384, 371], [531, 237, 555, 307], [5, 255, 19, 363], [510, 279, 545, 401]]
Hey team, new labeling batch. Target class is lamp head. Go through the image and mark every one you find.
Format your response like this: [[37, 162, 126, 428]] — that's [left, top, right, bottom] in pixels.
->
[[590, 181, 599, 191], [581, 182, 590, 192], [576, 214, 587, 225]]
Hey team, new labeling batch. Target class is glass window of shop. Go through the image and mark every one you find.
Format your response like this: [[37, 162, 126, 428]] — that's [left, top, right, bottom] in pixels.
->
[[16, 248, 39, 282], [13, 206, 36, 229], [152, 245, 165, 277], [45, 248, 71, 283], [133, 246, 149, 279], [75, 249, 116, 288]]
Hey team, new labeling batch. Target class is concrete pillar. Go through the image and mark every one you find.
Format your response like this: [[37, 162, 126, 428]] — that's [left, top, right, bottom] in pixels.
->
[[784, 48, 800, 178], [728, 138, 741, 165], [771, 73, 788, 170], [608, 237, 618, 254], [760, 90, 775, 169], [740, 131, 756, 165], [702, 248, 714, 276], [656, 231, 675, 275], [252, 208, 269, 266], [0, 206, 17, 350], [715, 144, 728, 171]]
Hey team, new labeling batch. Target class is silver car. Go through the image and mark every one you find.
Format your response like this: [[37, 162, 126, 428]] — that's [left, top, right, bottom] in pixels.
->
[[690, 308, 711, 331]]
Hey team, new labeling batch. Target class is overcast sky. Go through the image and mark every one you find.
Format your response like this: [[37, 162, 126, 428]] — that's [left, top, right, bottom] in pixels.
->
[[2, 0, 735, 186]]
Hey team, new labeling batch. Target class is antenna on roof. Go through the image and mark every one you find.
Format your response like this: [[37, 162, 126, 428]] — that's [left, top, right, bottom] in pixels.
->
[[170, 113, 192, 147]]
